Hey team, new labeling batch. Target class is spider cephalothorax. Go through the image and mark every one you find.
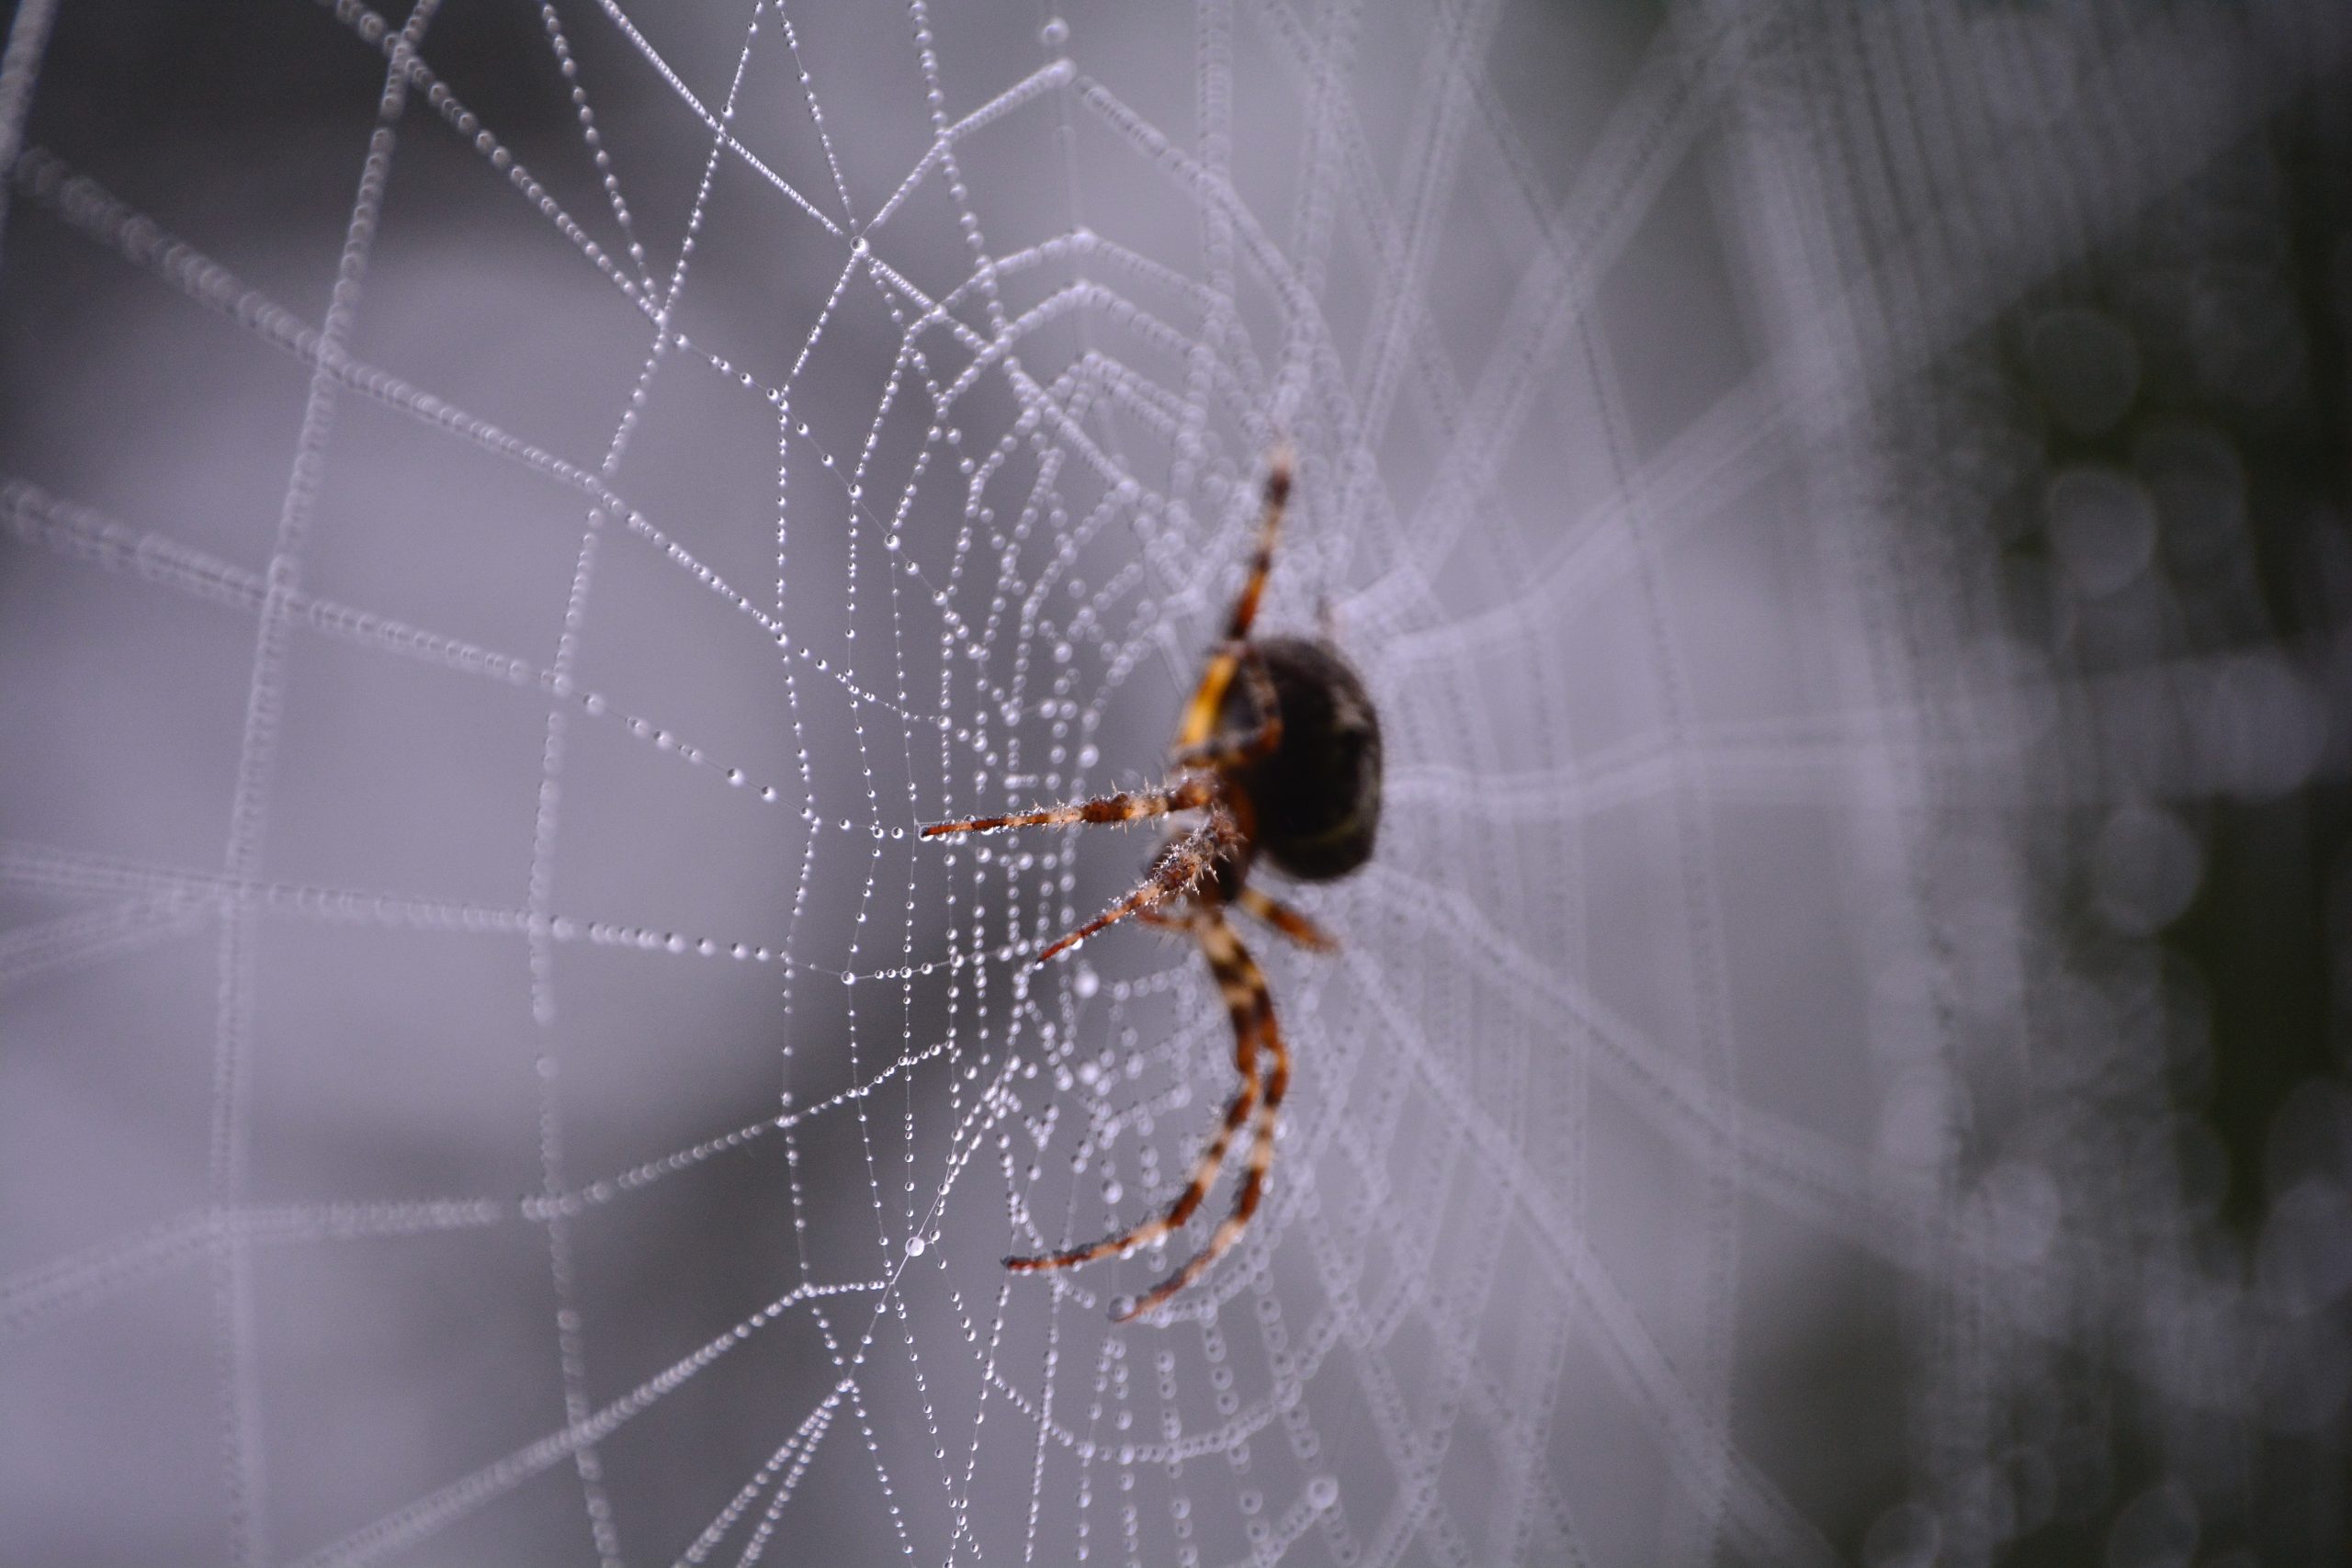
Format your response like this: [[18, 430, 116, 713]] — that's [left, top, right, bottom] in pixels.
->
[[922, 448, 1381, 1319]]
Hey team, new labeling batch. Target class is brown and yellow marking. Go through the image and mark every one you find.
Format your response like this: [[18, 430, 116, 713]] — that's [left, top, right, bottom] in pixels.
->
[[1172, 647, 1282, 773], [1176, 450, 1290, 752]]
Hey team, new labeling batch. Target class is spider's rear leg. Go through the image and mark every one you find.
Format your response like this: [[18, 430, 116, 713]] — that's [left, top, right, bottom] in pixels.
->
[[1008, 912, 1263, 1277], [1115, 917, 1289, 1322], [922, 773, 1214, 839], [1237, 887, 1336, 952], [1035, 808, 1242, 964]]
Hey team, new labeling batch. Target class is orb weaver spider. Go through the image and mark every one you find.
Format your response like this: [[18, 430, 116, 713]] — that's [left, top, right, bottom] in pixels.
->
[[922, 448, 1383, 1320]]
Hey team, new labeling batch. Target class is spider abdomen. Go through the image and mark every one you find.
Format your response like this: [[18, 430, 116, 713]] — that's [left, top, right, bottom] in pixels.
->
[[1227, 636, 1383, 882]]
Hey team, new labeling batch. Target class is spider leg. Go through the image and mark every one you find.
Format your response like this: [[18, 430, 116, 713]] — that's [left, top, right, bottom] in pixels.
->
[[1115, 917, 1289, 1322], [1170, 646, 1280, 773], [1237, 886, 1337, 952], [1175, 447, 1291, 751], [1035, 809, 1241, 964], [922, 773, 1214, 838], [1224, 446, 1292, 644], [1007, 913, 1261, 1275], [1175, 645, 1243, 759]]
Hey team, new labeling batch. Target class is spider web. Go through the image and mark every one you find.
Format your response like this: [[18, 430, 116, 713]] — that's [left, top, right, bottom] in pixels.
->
[[3, 3, 2347, 1566]]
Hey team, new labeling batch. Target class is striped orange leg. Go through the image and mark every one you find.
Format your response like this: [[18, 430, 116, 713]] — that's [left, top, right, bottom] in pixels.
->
[[1237, 887, 1336, 952], [1007, 912, 1262, 1279], [1116, 917, 1290, 1322], [1170, 646, 1280, 773], [1174, 447, 1292, 752], [922, 773, 1214, 839], [1035, 808, 1243, 964], [1224, 446, 1292, 644]]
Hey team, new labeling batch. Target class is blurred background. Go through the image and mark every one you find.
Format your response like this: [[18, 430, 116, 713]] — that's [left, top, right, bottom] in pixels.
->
[[2, 2, 2347, 1564]]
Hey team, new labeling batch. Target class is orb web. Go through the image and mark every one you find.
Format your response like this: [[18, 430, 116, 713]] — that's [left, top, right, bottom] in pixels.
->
[[3, 3, 2347, 1566]]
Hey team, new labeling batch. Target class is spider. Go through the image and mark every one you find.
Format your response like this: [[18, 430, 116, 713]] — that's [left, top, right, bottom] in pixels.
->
[[922, 447, 1382, 1321]]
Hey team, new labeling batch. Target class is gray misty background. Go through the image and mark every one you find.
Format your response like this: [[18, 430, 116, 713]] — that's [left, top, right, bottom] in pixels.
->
[[3, 3, 2349, 1566]]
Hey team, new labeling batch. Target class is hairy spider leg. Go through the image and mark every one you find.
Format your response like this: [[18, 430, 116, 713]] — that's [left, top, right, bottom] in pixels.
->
[[1170, 646, 1282, 773], [1176, 447, 1291, 753], [1237, 886, 1337, 952], [920, 773, 1215, 839], [1006, 910, 1263, 1280], [1117, 916, 1290, 1322], [1035, 808, 1242, 964]]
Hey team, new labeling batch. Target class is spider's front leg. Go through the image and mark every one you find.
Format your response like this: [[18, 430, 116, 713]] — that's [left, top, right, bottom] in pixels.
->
[[921, 773, 1214, 838], [1035, 807, 1243, 964]]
